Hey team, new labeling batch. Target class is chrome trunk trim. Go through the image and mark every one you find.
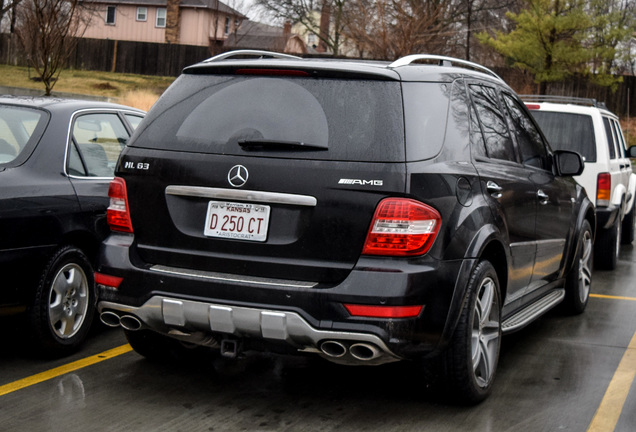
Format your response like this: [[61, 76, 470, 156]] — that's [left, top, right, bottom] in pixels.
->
[[165, 186, 317, 207]]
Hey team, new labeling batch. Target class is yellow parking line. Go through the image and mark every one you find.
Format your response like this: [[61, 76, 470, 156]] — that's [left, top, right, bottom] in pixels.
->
[[0, 344, 132, 397], [587, 331, 636, 431], [590, 294, 636, 301]]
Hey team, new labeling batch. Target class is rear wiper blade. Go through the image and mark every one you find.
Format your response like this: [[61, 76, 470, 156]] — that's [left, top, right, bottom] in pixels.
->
[[238, 139, 327, 151]]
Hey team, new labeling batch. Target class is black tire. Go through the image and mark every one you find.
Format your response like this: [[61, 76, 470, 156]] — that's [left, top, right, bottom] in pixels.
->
[[29, 246, 96, 356], [443, 260, 501, 405], [621, 200, 635, 245], [595, 215, 621, 270], [125, 329, 210, 363], [563, 220, 593, 315]]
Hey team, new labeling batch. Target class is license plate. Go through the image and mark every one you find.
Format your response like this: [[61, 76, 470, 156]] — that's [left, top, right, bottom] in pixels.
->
[[204, 201, 270, 242]]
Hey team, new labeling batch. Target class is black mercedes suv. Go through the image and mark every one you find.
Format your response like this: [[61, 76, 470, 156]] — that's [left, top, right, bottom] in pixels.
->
[[96, 50, 595, 403]]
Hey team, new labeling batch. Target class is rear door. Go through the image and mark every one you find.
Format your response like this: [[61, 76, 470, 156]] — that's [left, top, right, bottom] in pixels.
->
[[467, 83, 537, 304], [501, 92, 573, 288], [120, 73, 407, 285]]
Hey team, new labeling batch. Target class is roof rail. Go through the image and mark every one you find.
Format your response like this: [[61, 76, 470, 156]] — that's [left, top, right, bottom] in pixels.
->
[[389, 54, 503, 81], [203, 50, 302, 63], [520, 94, 608, 109]]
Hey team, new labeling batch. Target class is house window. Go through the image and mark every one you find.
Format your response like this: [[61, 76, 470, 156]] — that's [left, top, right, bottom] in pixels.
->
[[105, 6, 116, 25], [224, 17, 230, 34], [136, 7, 147, 21], [156, 8, 166, 28]]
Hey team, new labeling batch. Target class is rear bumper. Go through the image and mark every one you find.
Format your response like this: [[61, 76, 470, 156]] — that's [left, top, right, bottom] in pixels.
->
[[596, 205, 620, 230], [99, 297, 401, 365], [97, 233, 473, 363]]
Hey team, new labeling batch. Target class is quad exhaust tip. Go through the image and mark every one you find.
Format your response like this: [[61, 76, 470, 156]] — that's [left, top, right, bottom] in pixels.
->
[[100, 311, 121, 328], [319, 340, 382, 361], [99, 311, 143, 331]]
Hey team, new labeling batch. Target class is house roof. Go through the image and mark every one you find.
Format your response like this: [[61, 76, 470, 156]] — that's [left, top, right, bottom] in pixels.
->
[[225, 21, 307, 54], [82, 0, 246, 18]]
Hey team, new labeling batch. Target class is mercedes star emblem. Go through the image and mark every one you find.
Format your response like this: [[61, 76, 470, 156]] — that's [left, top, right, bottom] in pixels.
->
[[228, 165, 249, 187]]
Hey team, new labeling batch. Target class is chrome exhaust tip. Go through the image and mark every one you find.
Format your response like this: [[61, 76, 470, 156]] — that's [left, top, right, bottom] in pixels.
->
[[119, 315, 143, 331], [100, 311, 121, 328], [349, 343, 381, 361], [320, 340, 347, 358]]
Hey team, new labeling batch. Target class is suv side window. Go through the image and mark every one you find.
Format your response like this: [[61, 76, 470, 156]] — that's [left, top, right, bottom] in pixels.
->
[[502, 93, 548, 170], [469, 84, 516, 162], [603, 117, 617, 159], [610, 119, 626, 158]]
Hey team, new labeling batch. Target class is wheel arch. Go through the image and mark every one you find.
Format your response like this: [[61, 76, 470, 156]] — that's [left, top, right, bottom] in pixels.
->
[[59, 229, 102, 266], [464, 224, 509, 303], [566, 197, 596, 274], [438, 225, 508, 353]]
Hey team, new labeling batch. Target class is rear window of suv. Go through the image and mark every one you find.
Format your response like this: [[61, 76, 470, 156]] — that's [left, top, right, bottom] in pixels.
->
[[529, 111, 596, 162], [135, 74, 406, 162]]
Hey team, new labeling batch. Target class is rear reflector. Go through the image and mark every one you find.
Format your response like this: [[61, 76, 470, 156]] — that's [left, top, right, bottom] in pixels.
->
[[362, 198, 441, 256], [525, 104, 541, 110], [107, 177, 134, 233], [344, 304, 423, 318], [597, 173, 611, 207], [94, 272, 123, 289]]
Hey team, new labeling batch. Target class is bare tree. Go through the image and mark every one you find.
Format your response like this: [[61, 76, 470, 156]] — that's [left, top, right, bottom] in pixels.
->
[[14, 0, 92, 95], [343, 0, 451, 60], [1, 0, 23, 33], [255, 0, 347, 55]]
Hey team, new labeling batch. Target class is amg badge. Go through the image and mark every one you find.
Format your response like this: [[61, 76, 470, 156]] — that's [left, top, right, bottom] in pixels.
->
[[338, 179, 384, 186]]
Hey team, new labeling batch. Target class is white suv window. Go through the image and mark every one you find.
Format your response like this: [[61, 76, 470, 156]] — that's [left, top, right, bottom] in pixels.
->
[[603, 117, 618, 160]]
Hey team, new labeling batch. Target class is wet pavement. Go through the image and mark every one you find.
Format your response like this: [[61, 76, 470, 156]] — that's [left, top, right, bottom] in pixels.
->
[[2, 245, 636, 431]]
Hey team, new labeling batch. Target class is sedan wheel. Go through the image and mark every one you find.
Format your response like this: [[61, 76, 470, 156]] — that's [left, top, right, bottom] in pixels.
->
[[48, 263, 90, 339], [30, 246, 96, 356]]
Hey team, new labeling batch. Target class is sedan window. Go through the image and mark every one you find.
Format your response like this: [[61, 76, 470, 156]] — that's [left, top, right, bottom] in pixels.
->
[[0, 106, 47, 164], [69, 113, 130, 177]]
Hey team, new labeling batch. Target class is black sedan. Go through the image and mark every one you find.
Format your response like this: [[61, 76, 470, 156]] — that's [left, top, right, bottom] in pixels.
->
[[0, 96, 144, 356]]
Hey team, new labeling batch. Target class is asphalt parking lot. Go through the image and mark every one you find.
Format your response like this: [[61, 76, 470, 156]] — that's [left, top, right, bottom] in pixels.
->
[[2, 245, 636, 432]]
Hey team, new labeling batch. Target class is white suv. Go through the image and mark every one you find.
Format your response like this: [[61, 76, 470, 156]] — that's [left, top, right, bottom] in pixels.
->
[[524, 96, 636, 270]]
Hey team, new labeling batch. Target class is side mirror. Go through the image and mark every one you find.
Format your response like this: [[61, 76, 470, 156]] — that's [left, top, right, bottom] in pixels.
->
[[554, 150, 584, 177], [627, 146, 636, 158]]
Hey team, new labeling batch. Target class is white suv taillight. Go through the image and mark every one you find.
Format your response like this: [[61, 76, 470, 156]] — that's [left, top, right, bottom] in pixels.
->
[[107, 177, 134, 233], [597, 173, 611, 207], [362, 198, 441, 256]]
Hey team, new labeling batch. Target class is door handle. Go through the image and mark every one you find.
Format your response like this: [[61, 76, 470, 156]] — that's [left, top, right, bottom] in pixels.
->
[[486, 181, 502, 198], [537, 189, 549, 205]]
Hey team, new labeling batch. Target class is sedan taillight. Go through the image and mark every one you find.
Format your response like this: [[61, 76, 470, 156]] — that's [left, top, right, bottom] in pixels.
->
[[362, 198, 441, 256], [107, 177, 134, 233]]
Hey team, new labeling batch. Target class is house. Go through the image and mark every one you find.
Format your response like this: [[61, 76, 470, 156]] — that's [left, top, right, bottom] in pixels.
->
[[81, 0, 247, 49], [224, 21, 307, 55]]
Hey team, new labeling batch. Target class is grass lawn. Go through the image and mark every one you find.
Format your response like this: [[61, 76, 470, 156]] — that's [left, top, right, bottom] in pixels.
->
[[0, 64, 175, 110]]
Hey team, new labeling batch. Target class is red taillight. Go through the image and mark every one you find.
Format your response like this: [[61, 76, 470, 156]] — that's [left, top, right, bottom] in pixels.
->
[[362, 198, 441, 256], [597, 173, 611, 207], [525, 104, 541, 110], [344, 304, 423, 318], [106, 177, 133, 233], [94, 272, 123, 289]]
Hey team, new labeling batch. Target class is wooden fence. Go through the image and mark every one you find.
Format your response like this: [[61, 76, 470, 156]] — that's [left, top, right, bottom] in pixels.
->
[[0, 34, 212, 77], [1, 33, 636, 117]]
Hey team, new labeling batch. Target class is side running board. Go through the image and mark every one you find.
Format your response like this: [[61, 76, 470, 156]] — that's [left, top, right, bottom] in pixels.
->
[[502, 289, 565, 333]]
